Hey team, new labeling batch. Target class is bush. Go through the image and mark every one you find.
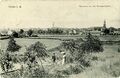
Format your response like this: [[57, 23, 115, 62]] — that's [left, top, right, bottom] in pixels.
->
[[11, 54, 23, 63], [60, 38, 84, 61], [31, 34, 38, 37], [56, 64, 83, 76], [53, 70, 65, 78], [2, 68, 66, 78], [27, 41, 47, 57], [7, 37, 21, 52], [79, 58, 91, 67], [92, 56, 98, 61], [0, 52, 14, 72], [69, 65, 83, 74], [81, 33, 103, 53]]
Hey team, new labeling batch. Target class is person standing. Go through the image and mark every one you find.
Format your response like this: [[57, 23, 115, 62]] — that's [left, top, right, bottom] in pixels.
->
[[62, 52, 66, 65], [52, 53, 56, 63]]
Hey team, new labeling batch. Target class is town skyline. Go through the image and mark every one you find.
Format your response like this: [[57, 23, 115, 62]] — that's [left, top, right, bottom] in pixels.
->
[[0, 20, 119, 30]]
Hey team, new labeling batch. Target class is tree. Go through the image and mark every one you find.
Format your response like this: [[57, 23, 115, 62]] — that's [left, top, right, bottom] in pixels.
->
[[7, 37, 21, 52], [0, 38, 21, 72], [61, 38, 84, 61], [27, 29, 33, 37], [61, 33, 103, 67], [27, 41, 47, 58], [24, 41, 47, 71], [19, 29, 24, 34], [81, 33, 103, 53], [19, 29, 25, 38], [47, 28, 64, 35], [103, 28, 110, 35], [12, 31, 19, 38]]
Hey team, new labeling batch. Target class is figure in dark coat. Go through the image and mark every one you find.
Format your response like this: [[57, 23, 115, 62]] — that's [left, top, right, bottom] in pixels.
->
[[52, 53, 56, 63]]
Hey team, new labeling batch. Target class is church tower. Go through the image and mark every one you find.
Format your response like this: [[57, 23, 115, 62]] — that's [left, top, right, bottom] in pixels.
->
[[101, 20, 107, 35], [103, 20, 106, 29]]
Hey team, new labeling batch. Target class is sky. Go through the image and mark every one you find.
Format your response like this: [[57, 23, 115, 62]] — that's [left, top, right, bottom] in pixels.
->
[[0, 0, 120, 29]]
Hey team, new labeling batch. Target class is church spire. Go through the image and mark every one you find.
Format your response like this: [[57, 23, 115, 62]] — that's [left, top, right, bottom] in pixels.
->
[[103, 20, 106, 28]]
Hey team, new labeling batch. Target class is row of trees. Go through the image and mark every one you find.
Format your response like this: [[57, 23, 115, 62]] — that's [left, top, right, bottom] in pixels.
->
[[11, 28, 65, 38], [1, 28, 80, 38], [7, 28, 64, 38], [10, 29, 33, 38], [38, 28, 64, 35], [0, 29, 34, 38]]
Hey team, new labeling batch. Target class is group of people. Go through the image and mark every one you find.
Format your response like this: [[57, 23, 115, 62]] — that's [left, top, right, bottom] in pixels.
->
[[52, 50, 66, 65]]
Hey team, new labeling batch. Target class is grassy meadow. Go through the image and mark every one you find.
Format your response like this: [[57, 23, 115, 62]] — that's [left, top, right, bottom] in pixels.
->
[[0, 38, 120, 78], [0, 38, 61, 52], [70, 44, 120, 78]]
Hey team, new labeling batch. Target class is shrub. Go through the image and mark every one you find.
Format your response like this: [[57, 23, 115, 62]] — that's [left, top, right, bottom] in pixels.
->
[[0, 52, 14, 72], [81, 33, 103, 53], [79, 58, 91, 67], [92, 56, 98, 61], [69, 65, 83, 74], [53, 70, 65, 78], [31, 34, 38, 37], [56, 64, 83, 76], [61, 69, 71, 75], [60, 38, 84, 61], [2, 68, 66, 78], [26, 41, 47, 58], [24, 41, 48, 72], [7, 37, 21, 52]]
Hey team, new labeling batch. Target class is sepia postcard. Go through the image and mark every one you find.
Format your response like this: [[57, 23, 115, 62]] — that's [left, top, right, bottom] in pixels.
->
[[0, 0, 120, 78]]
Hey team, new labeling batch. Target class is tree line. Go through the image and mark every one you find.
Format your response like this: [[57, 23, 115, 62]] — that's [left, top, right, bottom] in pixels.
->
[[0, 28, 81, 38]]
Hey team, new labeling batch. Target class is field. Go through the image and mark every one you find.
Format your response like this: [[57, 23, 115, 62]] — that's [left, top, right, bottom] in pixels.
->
[[70, 44, 120, 78], [0, 38, 120, 78], [0, 38, 61, 52]]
